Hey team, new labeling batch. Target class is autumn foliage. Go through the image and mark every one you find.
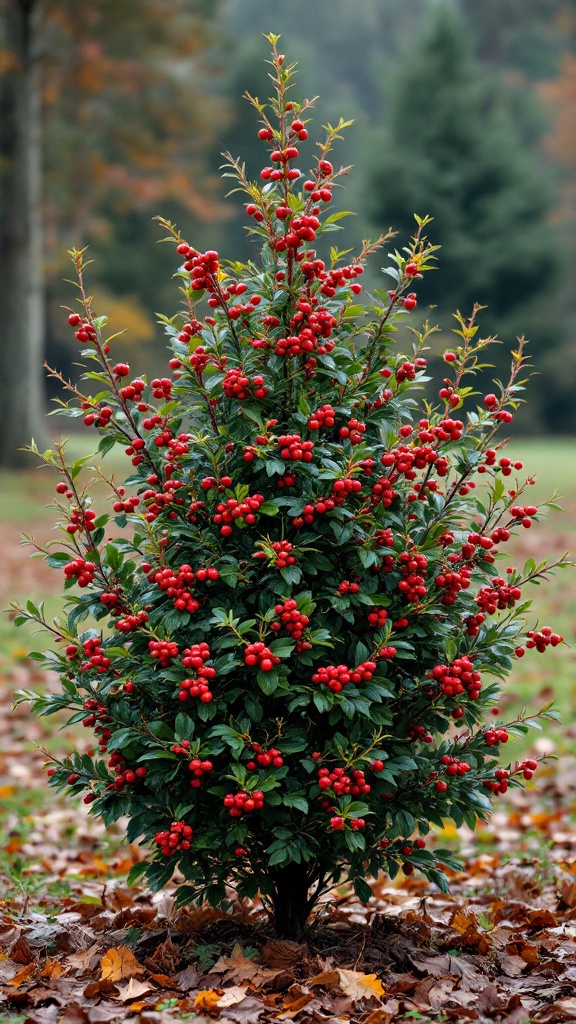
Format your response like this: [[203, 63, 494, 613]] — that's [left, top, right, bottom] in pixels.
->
[[14, 37, 564, 940]]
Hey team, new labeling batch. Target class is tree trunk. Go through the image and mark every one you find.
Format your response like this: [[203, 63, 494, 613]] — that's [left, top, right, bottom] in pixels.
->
[[0, 0, 47, 468], [271, 863, 313, 941]]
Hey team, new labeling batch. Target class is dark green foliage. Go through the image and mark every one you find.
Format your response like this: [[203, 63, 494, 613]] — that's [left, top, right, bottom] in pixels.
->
[[14, 38, 564, 939]]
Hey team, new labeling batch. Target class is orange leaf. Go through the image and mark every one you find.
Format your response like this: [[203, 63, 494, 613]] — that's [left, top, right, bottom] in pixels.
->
[[39, 959, 65, 979], [451, 910, 475, 934], [99, 945, 145, 982], [7, 961, 36, 988], [194, 989, 222, 1011]]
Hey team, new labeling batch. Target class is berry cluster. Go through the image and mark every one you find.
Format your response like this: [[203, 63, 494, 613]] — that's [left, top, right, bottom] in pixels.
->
[[434, 565, 473, 606], [155, 821, 193, 856], [408, 723, 433, 743], [430, 656, 482, 700], [222, 368, 268, 401], [509, 504, 538, 528], [311, 660, 376, 693], [370, 476, 397, 508], [63, 557, 96, 587], [524, 627, 563, 652], [271, 599, 310, 640], [339, 418, 366, 444], [439, 754, 472, 777], [177, 245, 219, 292], [308, 404, 335, 430], [177, 318, 203, 344], [188, 757, 214, 788], [107, 752, 148, 791], [141, 478, 186, 521], [116, 609, 148, 633], [118, 377, 146, 404], [149, 563, 218, 614], [148, 639, 179, 667], [476, 579, 522, 614], [213, 494, 265, 535], [270, 540, 296, 568], [308, 259, 363, 299], [277, 434, 314, 462], [179, 643, 216, 702], [68, 312, 97, 344], [483, 769, 510, 795], [484, 727, 509, 747], [367, 607, 388, 628], [246, 746, 284, 770], [397, 551, 428, 603], [224, 790, 265, 817], [244, 642, 282, 672], [78, 637, 110, 674], [330, 816, 365, 830], [317, 766, 371, 795], [66, 506, 97, 535], [112, 487, 140, 514], [150, 377, 172, 400], [337, 579, 360, 595], [82, 698, 111, 752]]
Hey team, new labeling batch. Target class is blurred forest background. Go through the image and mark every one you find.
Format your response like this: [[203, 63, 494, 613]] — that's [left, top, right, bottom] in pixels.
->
[[1, 0, 576, 467]]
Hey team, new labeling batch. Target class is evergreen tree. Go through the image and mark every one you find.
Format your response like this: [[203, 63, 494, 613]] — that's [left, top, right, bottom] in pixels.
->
[[367, 1, 557, 344]]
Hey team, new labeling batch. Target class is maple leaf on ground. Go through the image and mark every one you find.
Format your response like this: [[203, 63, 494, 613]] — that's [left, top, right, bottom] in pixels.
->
[[209, 942, 283, 986], [99, 944, 145, 981]]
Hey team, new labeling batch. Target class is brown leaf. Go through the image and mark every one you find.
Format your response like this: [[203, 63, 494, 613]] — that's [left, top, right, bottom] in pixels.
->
[[6, 959, 36, 987], [209, 943, 280, 986], [364, 1004, 401, 1024], [560, 879, 576, 908], [260, 938, 307, 969], [175, 965, 203, 991], [309, 969, 340, 988], [99, 944, 145, 982], [525, 908, 558, 929], [57, 1006, 91, 1024]]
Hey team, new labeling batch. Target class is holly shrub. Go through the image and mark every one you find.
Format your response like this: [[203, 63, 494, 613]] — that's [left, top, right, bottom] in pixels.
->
[[14, 37, 565, 939]]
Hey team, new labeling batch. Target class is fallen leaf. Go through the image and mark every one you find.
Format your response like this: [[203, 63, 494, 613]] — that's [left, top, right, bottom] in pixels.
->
[[309, 969, 340, 988], [261, 939, 307, 969], [194, 988, 223, 1011], [217, 984, 250, 1007], [39, 958, 66, 979], [99, 944, 145, 982], [117, 976, 154, 1002], [210, 942, 281, 986], [337, 969, 385, 1002], [7, 959, 36, 987]]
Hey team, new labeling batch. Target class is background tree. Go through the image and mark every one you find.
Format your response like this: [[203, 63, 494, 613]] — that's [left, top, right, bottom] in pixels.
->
[[0, 0, 224, 468], [366, 2, 557, 338], [0, 0, 48, 466]]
